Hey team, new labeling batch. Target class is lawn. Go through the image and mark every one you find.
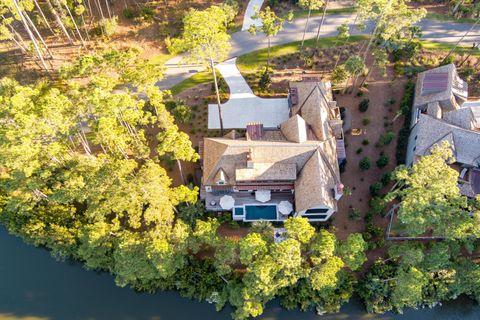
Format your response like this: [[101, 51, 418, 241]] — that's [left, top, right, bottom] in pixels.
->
[[425, 12, 478, 24], [236, 35, 369, 73], [291, 7, 356, 20], [170, 70, 225, 96], [420, 39, 480, 56]]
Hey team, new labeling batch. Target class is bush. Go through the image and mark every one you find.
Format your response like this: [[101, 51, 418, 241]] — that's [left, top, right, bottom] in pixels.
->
[[379, 131, 395, 145], [376, 153, 389, 168], [362, 139, 369, 146], [369, 182, 382, 196], [369, 197, 386, 215], [100, 17, 118, 37], [362, 117, 370, 126], [165, 99, 193, 124], [348, 207, 361, 221], [359, 98, 370, 112], [441, 55, 455, 66], [359, 157, 371, 171], [123, 7, 136, 19], [356, 148, 363, 154], [396, 80, 415, 164], [380, 172, 391, 186], [139, 6, 155, 21], [258, 70, 271, 91]]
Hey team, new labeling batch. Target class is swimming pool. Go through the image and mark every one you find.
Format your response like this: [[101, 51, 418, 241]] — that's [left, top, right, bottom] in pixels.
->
[[244, 204, 278, 221]]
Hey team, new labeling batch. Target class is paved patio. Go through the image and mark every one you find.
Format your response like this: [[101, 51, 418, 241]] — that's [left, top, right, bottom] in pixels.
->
[[208, 58, 289, 129], [205, 191, 294, 211]]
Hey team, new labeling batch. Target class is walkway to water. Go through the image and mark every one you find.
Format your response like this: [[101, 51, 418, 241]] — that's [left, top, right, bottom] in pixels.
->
[[207, 58, 289, 129], [242, 0, 264, 31]]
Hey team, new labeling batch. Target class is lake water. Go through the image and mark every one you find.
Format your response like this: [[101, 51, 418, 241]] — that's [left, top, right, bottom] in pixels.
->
[[1, 226, 480, 320]]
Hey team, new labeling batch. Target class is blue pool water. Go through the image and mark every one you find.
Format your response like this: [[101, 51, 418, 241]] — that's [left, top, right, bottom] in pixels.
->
[[244, 205, 277, 221], [234, 207, 244, 216]]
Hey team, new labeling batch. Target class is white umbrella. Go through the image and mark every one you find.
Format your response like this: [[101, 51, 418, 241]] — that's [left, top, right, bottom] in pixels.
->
[[278, 200, 293, 215], [219, 195, 235, 210], [255, 190, 271, 203]]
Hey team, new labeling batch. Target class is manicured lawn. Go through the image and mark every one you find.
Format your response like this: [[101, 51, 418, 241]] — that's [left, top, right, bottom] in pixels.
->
[[420, 40, 480, 56], [425, 12, 478, 24], [149, 53, 174, 66], [170, 70, 223, 95], [291, 7, 356, 20], [236, 35, 369, 72]]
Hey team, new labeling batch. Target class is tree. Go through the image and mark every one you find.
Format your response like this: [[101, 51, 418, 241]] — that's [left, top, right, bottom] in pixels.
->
[[344, 55, 365, 90], [173, 6, 231, 135], [386, 141, 480, 238], [314, 0, 328, 50], [298, 0, 325, 49], [359, 46, 388, 87], [248, 7, 291, 72], [284, 216, 315, 244], [336, 234, 367, 271]]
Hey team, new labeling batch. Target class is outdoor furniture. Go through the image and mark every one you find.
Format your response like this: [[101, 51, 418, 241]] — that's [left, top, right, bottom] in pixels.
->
[[255, 190, 271, 203], [219, 195, 235, 210], [278, 200, 293, 216], [351, 128, 363, 136]]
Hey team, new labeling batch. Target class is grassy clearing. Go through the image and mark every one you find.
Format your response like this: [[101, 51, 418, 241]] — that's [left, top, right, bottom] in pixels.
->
[[170, 70, 223, 96], [420, 40, 480, 56], [291, 7, 356, 20], [236, 35, 369, 72], [149, 53, 174, 66], [425, 12, 478, 24]]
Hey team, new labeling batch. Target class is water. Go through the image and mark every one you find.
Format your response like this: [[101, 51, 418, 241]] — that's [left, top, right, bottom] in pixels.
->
[[1, 226, 480, 320]]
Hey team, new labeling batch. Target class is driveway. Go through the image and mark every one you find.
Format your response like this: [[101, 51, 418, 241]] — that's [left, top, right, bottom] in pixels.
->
[[242, 0, 264, 31], [207, 58, 289, 129], [156, 14, 480, 90]]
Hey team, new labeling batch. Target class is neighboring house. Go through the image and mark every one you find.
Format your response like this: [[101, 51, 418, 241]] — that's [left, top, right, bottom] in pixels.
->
[[199, 80, 346, 222], [406, 64, 480, 197]]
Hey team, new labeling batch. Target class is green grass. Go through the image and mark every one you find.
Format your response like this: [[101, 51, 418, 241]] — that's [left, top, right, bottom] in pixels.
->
[[420, 39, 480, 56], [149, 53, 174, 66], [291, 7, 356, 20], [236, 35, 368, 72], [169, 70, 222, 96], [425, 12, 478, 24]]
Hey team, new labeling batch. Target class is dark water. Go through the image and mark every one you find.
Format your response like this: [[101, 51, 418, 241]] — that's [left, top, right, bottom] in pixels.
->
[[1, 227, 480, 320]]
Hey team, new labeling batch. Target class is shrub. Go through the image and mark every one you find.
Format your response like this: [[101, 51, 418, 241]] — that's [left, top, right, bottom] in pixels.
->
[[461, 66, 476, 81], [362, 139, 369, 146], [441, 55, 455, 66], [123, 7, 136, 19], [139, 6, 155, 21], [369, 182, 382, 196], [379, 131, 395, 145], [396, 80, 415, 164], [100, 17, 118, 37], [380, 172, 392, 186], [348, 207, 361, 221], [369, 197, 386, 215], [356, 147, 363, 154], [258, 70, 271, 91], [166, 99, 193, 124], [362, 117, 370, 126], [376, 153, 389, 168], [359, 157, 371, 171], [359, 98, 369, 112]]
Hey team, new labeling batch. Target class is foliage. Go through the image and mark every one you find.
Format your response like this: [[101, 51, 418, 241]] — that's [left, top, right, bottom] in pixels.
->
[[386, 141, 480, 239], [165, 99, 193, 124], [369, 182, 383, 196], [332, 64, 349, 86], [359, 157, 371, 171], [358, 98, 369, 112], [396, 80, 414, 164], [379, 131, 395, 145], [376, 153, 389, 168]]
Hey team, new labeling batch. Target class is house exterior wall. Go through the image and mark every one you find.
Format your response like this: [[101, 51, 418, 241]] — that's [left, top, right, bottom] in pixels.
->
[[406, 122, 420, 166]]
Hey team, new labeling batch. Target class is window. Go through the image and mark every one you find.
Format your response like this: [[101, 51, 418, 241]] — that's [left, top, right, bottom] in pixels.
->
[[305, 208, 329, 214], [305, 214, 328, 220], [217, 181, 225, 185]]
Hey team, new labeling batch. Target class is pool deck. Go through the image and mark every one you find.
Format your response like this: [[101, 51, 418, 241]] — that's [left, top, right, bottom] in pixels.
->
[[205, 191, 294, 212]]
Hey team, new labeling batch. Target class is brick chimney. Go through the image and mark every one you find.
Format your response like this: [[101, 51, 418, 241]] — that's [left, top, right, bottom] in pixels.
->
[[247, 148, 254, 169]]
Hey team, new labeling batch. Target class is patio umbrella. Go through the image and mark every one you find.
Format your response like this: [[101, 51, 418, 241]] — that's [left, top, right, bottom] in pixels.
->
[[219, 195, 235, 210], [278, 201, 293, 216], [255, 190, 271, 203]]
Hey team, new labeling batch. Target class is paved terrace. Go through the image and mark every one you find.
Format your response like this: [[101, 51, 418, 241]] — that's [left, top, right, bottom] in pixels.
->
[[207, 58, 290, 129], [205, 190, 294, 212]]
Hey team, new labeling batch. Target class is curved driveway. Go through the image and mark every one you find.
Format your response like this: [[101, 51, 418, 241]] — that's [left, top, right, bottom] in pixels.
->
[[157, 14, 480, 90]]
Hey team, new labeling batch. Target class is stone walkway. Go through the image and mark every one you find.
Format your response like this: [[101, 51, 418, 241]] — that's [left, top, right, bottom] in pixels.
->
[[207, 58, 289, 129], [242, 0, 264, 31]]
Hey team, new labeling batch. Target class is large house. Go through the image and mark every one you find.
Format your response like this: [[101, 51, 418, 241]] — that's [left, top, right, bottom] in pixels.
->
[[406, 64, 480, 197], [199, 80, 346, 222]]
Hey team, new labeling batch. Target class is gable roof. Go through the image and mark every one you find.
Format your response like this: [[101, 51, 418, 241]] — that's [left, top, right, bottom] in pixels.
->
[[202, 138, 324, 185], [294, 138, 340, 212], [280, 114, 307, 143], [414, 114, 480, 166]]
